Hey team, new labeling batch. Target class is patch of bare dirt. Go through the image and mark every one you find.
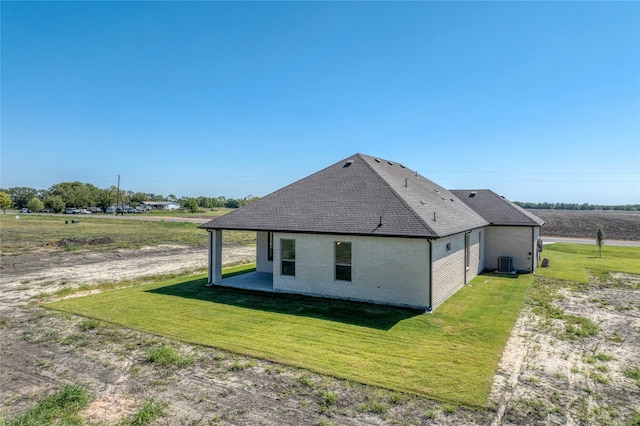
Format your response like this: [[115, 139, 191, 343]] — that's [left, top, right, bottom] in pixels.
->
[[1, 244, 639, 425], [491, 273, 640, 425]]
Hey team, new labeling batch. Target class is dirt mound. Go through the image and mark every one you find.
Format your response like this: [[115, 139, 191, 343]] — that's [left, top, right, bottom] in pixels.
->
[[56, 237, 115, 247]]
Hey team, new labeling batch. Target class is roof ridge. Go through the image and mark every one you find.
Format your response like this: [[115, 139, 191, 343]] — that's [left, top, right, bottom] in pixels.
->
[[358, 154, 437, 236], [485, 189, 544, 224]]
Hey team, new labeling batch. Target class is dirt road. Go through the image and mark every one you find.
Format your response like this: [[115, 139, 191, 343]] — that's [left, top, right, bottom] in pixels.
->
[[1, 245, 639, 424]]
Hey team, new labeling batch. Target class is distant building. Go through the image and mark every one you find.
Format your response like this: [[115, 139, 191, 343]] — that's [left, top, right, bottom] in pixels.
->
[[201, 153, 544, 312], [140, 201, 180, 210]]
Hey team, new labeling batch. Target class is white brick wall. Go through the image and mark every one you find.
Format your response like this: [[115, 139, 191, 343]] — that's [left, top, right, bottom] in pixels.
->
[[272, 233, 431, 310], [429, 229, 483, 308], [485, 226, 538, 272], [256, 231, 273, 273], [252, 228, 489, 310]]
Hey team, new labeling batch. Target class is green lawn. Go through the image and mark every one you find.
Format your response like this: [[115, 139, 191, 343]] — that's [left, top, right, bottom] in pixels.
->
[[42, 243, 640, 406], [536, 243, 640, 282], [46, 269, 532, 407]]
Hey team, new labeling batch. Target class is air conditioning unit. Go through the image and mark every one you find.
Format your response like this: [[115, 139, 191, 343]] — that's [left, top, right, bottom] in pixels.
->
[[498, 256, 513, 273]]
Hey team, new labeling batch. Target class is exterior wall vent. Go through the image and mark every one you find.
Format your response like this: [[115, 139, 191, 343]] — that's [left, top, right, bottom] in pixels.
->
[[498, 256, 514, 273]]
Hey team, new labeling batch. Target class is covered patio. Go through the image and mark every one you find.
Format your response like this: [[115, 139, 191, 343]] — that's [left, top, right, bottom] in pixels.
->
[[211, 271, 274, 293]]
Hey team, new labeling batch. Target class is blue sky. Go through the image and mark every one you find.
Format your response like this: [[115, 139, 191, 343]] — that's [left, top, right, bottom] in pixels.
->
[[2, 1, 639, 204]]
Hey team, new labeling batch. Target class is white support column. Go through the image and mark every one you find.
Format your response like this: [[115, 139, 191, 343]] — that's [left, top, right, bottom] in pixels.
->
[[207, 229, 223, 285]]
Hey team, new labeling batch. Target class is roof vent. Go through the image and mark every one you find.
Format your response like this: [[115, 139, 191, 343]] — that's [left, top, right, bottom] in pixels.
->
[[434, 189, 440, 193], [387, 161, 394, 166], [374, 158, 381, 163], [469, 192, 476, 198], [400, 164, 405, 168], [420, 200, 427, 206], [344, 160, 353, 168]]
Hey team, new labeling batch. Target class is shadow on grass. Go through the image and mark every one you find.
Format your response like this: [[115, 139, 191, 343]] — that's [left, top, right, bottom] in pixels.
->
[[483, 272, 523, 279], [147, 277, 422, 331]]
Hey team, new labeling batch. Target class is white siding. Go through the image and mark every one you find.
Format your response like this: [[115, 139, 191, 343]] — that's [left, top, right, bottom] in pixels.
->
[[256, 231, 273, 273], [272, 233, 431, 310], [430, 229, 482, 309], [485, 226, 538, 272]]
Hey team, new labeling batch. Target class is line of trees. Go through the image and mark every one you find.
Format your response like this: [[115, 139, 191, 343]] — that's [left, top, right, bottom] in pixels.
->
[[0, 182, 260, 214], [515, 202, 639, 211]]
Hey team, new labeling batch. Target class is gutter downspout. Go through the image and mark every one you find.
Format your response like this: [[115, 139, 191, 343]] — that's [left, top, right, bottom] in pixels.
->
[[206, 230, 213, 286], [464, 231, 471, 285], [531, 227, 536, 272], [427, 239, 433, 313]]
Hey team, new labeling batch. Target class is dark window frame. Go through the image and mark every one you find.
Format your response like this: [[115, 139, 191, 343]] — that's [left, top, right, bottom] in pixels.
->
[[281, 239, 296, 276], [335, 241, 352, 282]]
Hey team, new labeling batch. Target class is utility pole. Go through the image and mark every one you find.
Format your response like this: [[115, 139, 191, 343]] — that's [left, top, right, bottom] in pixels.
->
[[116, 175, 121, 215]]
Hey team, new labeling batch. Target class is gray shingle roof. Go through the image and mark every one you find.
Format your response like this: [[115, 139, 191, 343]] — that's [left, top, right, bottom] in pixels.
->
[[450, 189, 545, 226], [201, 153, 489, 238]]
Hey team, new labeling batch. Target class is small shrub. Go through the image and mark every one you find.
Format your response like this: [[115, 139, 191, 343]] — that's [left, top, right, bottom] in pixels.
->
[[228, 361, 249, 371], [119, 399, 168, 426], [592, 353, 615, 362], [624, 366, 640, 380], [563, 315, 598, 340], [358, 400, 388, 415], [146, 345, 194, 367], [299, 374, 314, 387], [388, 392, 404, 405], [589, 372, 610, 384], [628, 410, 640, 426], [5, 385, 91, 425], [320, 391, 338, 409], [442, 403, 458, 414], [79, 319, 100, 331]]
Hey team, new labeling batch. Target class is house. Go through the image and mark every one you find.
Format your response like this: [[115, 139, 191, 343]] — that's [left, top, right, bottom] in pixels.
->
[[200, 153, 544, 311], [140, 201, 180, 210]]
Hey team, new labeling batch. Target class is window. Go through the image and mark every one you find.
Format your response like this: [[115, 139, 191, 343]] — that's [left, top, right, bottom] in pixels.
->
[[445, 243, 451, 252], [478, 231, 482, 261], [335, 241, 352, 281], [267, 232, 273, 261], [280, 239, 295, 276]]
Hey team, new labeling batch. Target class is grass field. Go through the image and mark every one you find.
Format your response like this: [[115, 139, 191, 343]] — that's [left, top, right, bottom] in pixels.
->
[[42, 243, 640, 408], [46, 270, 532, 407], [0, 213, 253, 255], [537, 243, 640, 282]]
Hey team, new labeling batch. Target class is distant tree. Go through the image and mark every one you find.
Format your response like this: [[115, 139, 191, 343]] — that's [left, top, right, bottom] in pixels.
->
[[0, 191, 11, 213], [596, 227, 605, 258], [49, 181, 97, 208], [183, 198, 200, 213], [225, 198, 240, 208], [241, 195, 260, 206], [95, 188, 116, 210], [167, 194, 178, 202], [45, 195, 66, 213], [7, 187, 38, 209], [27, 197, 44, 213]]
